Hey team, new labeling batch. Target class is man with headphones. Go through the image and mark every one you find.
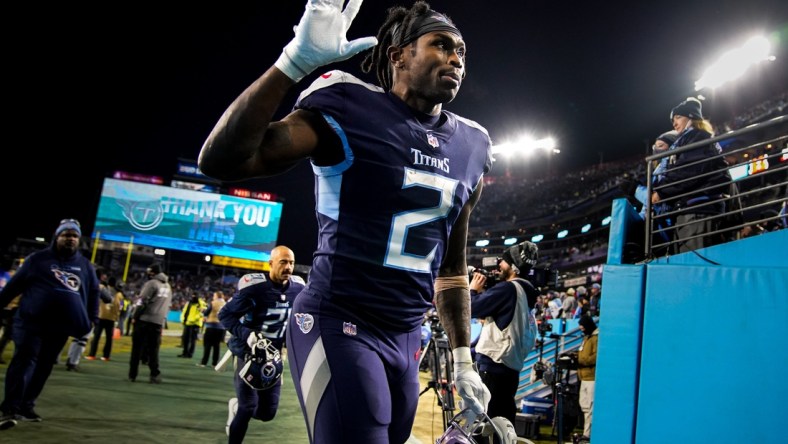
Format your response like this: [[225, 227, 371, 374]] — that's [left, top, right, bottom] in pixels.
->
[[469, 241, 540, 424]]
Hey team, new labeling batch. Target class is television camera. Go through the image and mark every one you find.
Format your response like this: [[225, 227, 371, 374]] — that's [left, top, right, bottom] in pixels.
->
[[468, 257, 502, 290], [524, 266, 559, 289], [470, 258, 557, 291], [557, 351, 579, 370]]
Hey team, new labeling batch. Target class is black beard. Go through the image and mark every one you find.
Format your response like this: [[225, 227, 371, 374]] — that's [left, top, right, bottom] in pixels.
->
[[57, 245, 77, 257]]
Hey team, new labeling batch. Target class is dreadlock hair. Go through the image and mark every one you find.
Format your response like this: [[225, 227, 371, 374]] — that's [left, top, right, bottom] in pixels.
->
[[361, 1, 439, 90]]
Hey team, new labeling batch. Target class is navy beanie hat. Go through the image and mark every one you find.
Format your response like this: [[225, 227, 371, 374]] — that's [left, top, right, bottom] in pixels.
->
[[55, 219, 81, 237], [670, 97, 703, 121]]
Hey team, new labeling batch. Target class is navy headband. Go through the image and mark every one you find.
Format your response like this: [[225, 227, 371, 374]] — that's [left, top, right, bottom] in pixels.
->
[[395, 11, 462, 47]]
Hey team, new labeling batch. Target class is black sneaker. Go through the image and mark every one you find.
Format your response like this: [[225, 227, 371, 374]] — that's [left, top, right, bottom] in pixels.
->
[[0, 414, 17, 430], [16, 409, 42, 422]]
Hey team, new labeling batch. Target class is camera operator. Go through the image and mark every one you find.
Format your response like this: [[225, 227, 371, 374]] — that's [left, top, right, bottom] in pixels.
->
[[469, 241, 540, 424], [567, 315, 599, 441]]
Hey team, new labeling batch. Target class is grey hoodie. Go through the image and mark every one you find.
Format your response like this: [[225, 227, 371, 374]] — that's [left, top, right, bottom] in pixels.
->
[[135, 272, 172, 326]]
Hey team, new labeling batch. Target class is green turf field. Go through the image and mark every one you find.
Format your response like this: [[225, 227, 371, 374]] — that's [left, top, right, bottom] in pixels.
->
[[0, 327, 568, 443]]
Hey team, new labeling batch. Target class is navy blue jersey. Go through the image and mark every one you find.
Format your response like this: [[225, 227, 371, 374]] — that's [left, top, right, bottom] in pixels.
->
[[219, 273, 305, 356], [295, 71, 493, 331]]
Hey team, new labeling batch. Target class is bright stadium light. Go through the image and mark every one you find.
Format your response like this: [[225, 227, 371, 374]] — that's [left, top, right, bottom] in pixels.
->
[[557, 229, 569, 239], [492, 136, 559, 157], [204, 255, 211, 262], [475, 239, 490, 247], [581, 224, 591, 233], [530, 234, 544, 243], [694, 35, 774, 91], [154, 248, 166, 256], [503, 237, 518, 246], [601, 216, 612, 226]]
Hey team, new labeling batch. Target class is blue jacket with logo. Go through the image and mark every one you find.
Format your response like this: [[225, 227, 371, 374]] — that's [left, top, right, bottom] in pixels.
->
[[0, 246, 99, 337]]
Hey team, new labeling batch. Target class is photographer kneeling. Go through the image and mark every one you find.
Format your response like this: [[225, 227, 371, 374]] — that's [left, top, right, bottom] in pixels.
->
[[469, 241, 540, 424]]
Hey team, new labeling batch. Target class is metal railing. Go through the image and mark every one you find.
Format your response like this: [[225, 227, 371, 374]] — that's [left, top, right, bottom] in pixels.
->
[[643, 115, 787, 259]]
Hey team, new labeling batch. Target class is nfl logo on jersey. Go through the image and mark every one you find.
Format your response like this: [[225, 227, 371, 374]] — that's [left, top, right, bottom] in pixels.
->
[[342, 322, 357, 336], [426, 133, 439, 148]]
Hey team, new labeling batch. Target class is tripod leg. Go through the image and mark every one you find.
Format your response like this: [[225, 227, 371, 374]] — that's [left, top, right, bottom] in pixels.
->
[[426, 337, 457, 430], [420, 338, 448, 412], [551, 386, 558, 438], [429, 340, 445, 407], [557, 383, 564, 444], [438, 342, 455, 429], [419, 339, 438, 397], [417, 337, 430, 372]]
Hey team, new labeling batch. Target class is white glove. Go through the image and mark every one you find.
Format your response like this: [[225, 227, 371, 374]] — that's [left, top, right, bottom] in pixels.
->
[[274, 0, 378, 82], [453, 347, 490, 415], [247, 331, 264, 353]]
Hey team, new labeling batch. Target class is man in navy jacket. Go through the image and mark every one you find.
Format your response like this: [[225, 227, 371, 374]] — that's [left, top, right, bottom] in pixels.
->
[[0, 219, 100, 430]]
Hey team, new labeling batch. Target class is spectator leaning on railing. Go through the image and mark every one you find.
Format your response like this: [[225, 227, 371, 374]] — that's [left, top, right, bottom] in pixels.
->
[[651, 97, 732, 253]]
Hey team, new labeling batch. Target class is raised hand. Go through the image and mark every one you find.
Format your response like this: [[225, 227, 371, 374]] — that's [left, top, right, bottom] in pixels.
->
[[274, 0, 378, 82]]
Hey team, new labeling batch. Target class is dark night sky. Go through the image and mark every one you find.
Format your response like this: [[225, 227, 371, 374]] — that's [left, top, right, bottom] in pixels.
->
[[3, 0, 786, 264]]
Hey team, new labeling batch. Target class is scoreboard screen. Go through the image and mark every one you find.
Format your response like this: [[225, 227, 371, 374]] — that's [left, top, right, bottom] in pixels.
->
[[93, 178, 283, 261]]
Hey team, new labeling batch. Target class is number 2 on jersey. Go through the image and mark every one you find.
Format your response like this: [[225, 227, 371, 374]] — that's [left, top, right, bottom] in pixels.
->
[[384, 168, 458, 273]]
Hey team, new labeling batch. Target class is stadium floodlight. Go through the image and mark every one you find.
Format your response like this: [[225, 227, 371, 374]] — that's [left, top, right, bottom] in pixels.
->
[[530, 234, 544, 243], [557, 229, 569, 239], [492, 136, 558, 157], [154, 248, 166, 256], [601, 216, 611, 226], [581, 224, 591, 233], [475, 239, 490, 247], [694, 35, 774, 91], [503, 237, 518, 246], [204, 255, 212, 262]]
